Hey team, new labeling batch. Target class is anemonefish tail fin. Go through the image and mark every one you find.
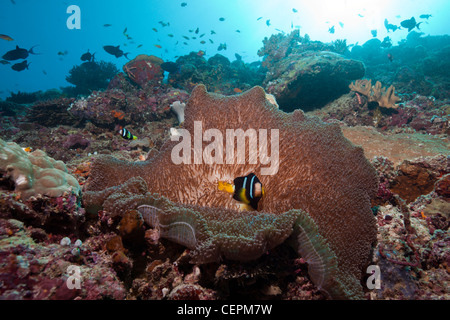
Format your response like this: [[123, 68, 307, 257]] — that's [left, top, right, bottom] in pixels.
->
[[218, 181, 235, 194], [239, 203, 253, 211]]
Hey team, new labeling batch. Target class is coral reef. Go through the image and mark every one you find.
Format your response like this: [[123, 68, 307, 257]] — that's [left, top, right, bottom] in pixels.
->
[[67, 86, 189, 127], [0, 218, 127, 299], [83, 84, 378, 299], [349, 79, 400, 109], [0, 26, 449, 302], [26, 98, 76, 127], [167, 52, 265, 95]]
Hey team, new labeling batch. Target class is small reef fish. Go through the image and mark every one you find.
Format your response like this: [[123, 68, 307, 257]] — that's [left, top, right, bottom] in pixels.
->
[[328, 26, 335, 34], [2, 45, 38, 61], [22, 147, 33, 152], [0, 34, 13, 41], [210, 30, 216, 35], [181, 2, 187, 7], [152, 28, 158, 32], [168, 34, 174, 37], [371, 29, 377, 37], [0, 60, 11, 65], [11, 60, 30, 71], [233, 88, 242, 93], [195, 27, 199, 34], [103, 45, 129, 59], [81, 50, 95, 62], [266, 19, 271, 26], [219, 17, 225, 21], [235, 53, 242, 61], [419, 14, 432, 19], [217, 43, 227, 51], [257, 17, 262, 21], [339, 22, 344, 28], [384, 19, 399, 32], [218, 173, 265, 211], [182, 36, 190, 40], [103, 24, 112, 27], [111, 110, 125, 120], [235, 30, 240, 33], [400, 17, 422, 32], [58, 50, 68, 56], [292, 8, 298, 13], [119, 128, 137, 140], [154, 44, 162, 48], [137, 44, 143, 48], [358, 14, 364, 17], [197, 50, 205, 57], [161, 61, 180, 73], [158, 21, 170, 27], [209, 39, 214, 44], [200, 40, 206, 44], [387, 53, 393, 62]]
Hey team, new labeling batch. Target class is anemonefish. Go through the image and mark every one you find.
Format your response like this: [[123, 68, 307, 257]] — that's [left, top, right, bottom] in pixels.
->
[[218, 173, 265, 211], [119, 128, 137, 140]]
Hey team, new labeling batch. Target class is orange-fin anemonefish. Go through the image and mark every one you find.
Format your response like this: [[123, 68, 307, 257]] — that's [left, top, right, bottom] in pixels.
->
[[218, 173, 265, 211], [118, 128, 137, 140]]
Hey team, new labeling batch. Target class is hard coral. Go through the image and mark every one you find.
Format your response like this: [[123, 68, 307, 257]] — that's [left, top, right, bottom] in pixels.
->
[[83, 85, 378, 299], [0, 138, 81, 200], [349, 79, 400, 109]]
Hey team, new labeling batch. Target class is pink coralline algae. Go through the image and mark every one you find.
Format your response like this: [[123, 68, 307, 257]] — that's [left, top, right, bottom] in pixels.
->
[[62, 134, 90, 150], [0, 219, 127, 300]]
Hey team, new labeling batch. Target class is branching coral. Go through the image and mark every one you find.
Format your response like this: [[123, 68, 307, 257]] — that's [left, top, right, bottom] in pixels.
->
[[65, 61, 119, 96], [83, 84, 378, 299], [349, 79, 400, 109]]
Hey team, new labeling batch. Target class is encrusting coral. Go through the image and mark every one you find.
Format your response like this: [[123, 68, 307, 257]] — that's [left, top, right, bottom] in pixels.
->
[[83, 84, 378, 299], [0, 138, 80, 199], [349, 79, 401, 109]]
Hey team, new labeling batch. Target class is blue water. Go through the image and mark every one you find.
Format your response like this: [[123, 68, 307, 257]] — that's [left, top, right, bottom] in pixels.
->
[[1, 0, 449, 100]]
